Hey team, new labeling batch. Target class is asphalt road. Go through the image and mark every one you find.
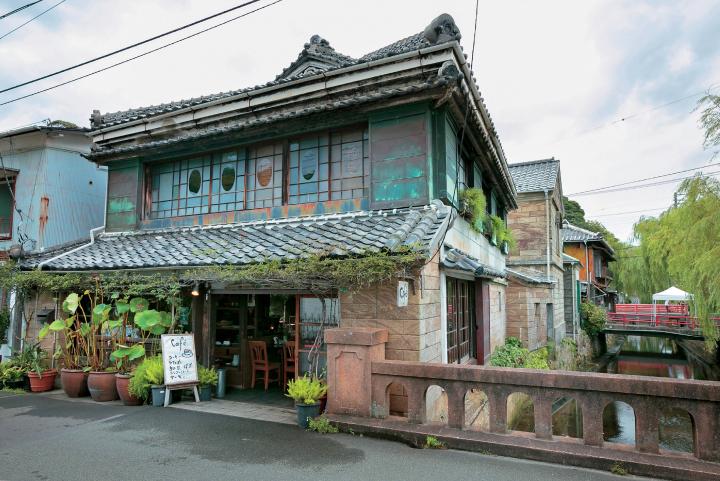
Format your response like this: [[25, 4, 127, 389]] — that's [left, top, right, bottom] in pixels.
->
[[0, 391, 644, 481]]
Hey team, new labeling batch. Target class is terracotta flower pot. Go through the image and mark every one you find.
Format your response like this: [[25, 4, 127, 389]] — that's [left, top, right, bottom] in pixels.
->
[[115, 373, 142, 406], [27, 369, 57, 392], [60, 369, 89, 398], [87, 371, 119, 402]]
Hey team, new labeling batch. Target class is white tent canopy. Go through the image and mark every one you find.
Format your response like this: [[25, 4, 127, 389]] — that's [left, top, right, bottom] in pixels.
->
[[652, 286, 693, 302]]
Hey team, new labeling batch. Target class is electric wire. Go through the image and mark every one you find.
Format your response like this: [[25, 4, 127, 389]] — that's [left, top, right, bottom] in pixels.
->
[[0, 0, 283, 107], [0, 0, 43, 20], [566, 161, 720, 196], [587, 207, 667, 218], [569, 170, 720, 197], [0, 0, 64, 41], [0, 0, 264, 93]]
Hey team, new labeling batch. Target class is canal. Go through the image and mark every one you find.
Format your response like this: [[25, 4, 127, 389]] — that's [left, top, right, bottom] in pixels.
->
[[511, 335, 718, 453]]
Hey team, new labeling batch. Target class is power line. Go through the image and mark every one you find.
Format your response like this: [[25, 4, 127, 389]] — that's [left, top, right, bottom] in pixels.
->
[[0, 0, 43, 20], [0, 0, 264, 94], [0, 0, 283, 107], [587, 206, 668, 218], [0, 0, 64, 41], [569, 170, 720, 197], [566, 161, 720, 195]]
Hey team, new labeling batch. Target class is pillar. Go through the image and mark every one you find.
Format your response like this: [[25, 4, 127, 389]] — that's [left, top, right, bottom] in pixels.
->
[[325, 327, 388, 417]]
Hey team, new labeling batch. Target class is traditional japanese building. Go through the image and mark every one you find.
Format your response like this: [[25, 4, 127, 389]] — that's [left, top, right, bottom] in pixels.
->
[[21, 14, 517, 401], [562, 221, 616, 310], [505, 158, 565, 349]]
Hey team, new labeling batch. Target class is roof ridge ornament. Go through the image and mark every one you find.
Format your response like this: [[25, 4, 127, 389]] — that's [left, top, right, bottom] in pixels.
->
[[422, 13, 461, 45]]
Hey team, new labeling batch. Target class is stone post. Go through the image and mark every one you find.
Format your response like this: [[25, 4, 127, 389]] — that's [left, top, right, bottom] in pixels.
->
[[325, 327, 388, 417]]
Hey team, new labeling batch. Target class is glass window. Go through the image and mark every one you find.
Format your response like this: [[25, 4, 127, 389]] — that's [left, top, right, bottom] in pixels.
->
[[0, 175, 15, 239], [246, 143, 283, 210], [288, 128, 368, 205]]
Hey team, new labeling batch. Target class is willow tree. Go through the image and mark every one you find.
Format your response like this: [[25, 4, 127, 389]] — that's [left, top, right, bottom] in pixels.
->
[[628, 177, 720, 348]]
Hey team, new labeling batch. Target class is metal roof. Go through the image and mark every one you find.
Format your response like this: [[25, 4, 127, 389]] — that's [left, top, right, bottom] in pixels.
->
[[507, 158, 560, 193], [22, 203, 450, 271]]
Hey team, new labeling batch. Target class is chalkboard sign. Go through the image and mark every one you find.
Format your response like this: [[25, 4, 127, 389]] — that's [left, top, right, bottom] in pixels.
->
[[161, 334, 198, 386]]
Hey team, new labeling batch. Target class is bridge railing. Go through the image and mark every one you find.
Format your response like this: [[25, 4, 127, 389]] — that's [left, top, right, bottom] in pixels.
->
[[607, 311, 720, 332], [326, 327, 720, 464]]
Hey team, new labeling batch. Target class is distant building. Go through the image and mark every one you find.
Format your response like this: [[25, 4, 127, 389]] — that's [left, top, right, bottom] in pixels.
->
[[561, 221, 616, 310], [505, 158, 565, 348], [0, 124, 107, 352], [562, 252, 582, 339]]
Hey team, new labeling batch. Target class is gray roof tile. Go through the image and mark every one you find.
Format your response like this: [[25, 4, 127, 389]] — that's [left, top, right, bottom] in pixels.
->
[[507, 158, 560, 193], [23, 204, 449, 271]]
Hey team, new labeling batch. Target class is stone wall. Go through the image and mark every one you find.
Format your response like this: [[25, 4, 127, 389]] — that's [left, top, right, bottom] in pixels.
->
[[488, 281, 507, 354], [22, 290, 57, 360]]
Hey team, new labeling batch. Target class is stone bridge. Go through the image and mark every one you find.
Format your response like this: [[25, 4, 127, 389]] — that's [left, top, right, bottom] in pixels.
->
[[325, 327, 720, 481]]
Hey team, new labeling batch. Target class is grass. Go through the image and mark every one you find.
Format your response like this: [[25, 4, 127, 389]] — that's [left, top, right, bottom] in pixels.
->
[[423, 435, 446, 449], [306, 416, 339, 434], [610, 462, 628, 476], [0, 387, 25, 394]]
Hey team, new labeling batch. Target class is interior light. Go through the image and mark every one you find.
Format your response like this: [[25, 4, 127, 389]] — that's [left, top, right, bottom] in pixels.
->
[[191, 281, 200, 297]]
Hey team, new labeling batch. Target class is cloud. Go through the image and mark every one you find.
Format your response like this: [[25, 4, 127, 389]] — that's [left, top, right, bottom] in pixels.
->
[[0, 0, 718, 241]]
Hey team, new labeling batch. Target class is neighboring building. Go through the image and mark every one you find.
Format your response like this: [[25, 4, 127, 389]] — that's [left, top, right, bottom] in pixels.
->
[[505, 158, 565, 348], [562, 252, 582, 339], [0, 124, 107, 352], [21, 13, 517, 406], [562, 221, 616, 310]]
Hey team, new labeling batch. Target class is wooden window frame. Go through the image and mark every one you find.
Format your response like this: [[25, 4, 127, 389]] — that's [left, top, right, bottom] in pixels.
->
[[0, 173, 17, 240]]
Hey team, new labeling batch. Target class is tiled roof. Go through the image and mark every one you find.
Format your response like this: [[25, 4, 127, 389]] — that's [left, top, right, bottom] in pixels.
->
[[89, 14, 464, 130], [507, 268, 552, 285], [441, 248, 505, 279], [507, 158, 560, 193], [562, 253, 581, 265], [88, 77, 450, 159], [561, 221, 615, 257], [22, 203, 450, 271]]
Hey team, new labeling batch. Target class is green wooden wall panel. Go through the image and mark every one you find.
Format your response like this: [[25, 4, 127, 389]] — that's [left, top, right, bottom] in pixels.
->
[[106, 160, 141, 231]]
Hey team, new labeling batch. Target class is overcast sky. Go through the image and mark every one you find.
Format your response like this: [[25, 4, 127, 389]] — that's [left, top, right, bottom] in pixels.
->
[[0, 0, 718, 242]]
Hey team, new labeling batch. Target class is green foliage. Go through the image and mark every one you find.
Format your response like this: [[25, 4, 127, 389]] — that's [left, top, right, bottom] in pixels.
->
[[48, 119, 79, 129], [489, 215, 516, 249], [128, 355, 164, 400], [306, 415, 338, 434], [698, 94, 720, 150], [489, 337, 549, 369], [0, 361, 25, 386], [198, 366, 218, 387], [286, 375, 327, 404], [580, 301, 607, 337], [17, 343, 49, 376], [563, 196, 586, 226], [423, 435, 445, 449], [0, 307, 10, 344], [611, 462, 628, 476], [459, 188, 487, 233]]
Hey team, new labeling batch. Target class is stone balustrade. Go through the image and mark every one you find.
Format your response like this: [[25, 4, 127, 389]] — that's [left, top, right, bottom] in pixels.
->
[[326, 327, 720, 466]]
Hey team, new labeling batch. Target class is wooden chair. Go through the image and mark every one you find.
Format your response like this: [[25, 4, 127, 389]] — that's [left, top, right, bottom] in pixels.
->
[[283, 342, 296, 388], [249, 341, 280, 391]]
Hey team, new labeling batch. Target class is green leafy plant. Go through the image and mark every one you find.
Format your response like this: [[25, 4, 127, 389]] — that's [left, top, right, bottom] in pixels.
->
[[128, 355, 164, 401], [286, 375, 327, 405], [423, 435, 445, 449], [489, 337, 549, 370], [19, 342, 50, 376], [459, 188, 487, 233], [306, 415, 338, 434], [580, 301, 607, 337], [0, 307, 10, 344], [198, 366, 218, 387], [489, 214, 516, 250], [0, 362, 24, 386], [610, 462, 628, 476]]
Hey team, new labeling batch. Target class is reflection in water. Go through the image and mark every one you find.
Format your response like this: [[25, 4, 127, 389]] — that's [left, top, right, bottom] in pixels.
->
[[604, 336, 695, 453]]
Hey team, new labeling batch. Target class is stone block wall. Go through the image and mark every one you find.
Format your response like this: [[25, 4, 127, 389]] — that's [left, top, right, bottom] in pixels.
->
[[488, 281, 507, 354], [507, 195, 548, 264]]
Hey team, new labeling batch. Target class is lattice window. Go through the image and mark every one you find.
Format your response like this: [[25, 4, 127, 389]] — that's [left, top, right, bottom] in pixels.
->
[[246, 143, 283, 210]]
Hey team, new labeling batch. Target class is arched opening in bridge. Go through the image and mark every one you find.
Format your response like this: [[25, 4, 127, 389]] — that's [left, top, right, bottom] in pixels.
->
[[425, 385, 448, 425], [603, 401, 636, 446], [385, 382, 408, 419], [464, 389, 489, 431], [659, 407, 695, 455], [552, 397, 583, 438], [507, 392, 534, 433]]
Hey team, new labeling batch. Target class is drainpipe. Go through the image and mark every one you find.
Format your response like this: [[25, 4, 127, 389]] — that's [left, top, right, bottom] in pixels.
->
[[37, 172, 108, 270], [544, 190, 551, 280], [584, 240, 589, 302]]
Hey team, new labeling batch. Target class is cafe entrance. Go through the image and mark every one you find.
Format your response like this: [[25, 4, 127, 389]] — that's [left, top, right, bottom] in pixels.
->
[[208, 291, 339, 401]]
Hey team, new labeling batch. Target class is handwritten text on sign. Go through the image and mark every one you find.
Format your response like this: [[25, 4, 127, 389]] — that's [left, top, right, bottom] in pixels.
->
[[161, 334, 198, 385]]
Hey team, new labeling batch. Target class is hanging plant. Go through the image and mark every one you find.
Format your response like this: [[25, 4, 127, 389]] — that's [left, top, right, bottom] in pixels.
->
[[459, 188, 487, 234]]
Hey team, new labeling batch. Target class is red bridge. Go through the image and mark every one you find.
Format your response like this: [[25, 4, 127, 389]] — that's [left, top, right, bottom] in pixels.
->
[[606, 304, 720, 340]]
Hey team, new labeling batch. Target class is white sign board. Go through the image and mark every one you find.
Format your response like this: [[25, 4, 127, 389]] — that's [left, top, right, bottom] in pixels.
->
[[161, 334, 198, 386], [397, 280, 409, 307]]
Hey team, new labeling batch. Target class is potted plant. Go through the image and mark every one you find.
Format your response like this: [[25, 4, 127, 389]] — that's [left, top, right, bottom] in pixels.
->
[[23, 343, 57, 392], [129, 355, 165, 407], [39, 293, 92, 397], [286, 375, 328, 428], [0, 361, 25, 390], [198, 366, 218, 401]]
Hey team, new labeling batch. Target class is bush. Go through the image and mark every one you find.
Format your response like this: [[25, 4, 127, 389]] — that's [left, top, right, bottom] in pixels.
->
[[489, 338, 549, 370], [423, 435, 445, 449], [580, 302, 607, 336], [198, 366, 218, 387], [307, 416, 338, 434], [459, 188, 487, 233], [286, 375, 327, 404], [128, 355, 163, 401]]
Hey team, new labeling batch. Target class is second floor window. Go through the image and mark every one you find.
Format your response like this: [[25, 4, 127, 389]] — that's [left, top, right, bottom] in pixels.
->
[[148, 127, 368, 219], [0, 173, 16, 239]]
